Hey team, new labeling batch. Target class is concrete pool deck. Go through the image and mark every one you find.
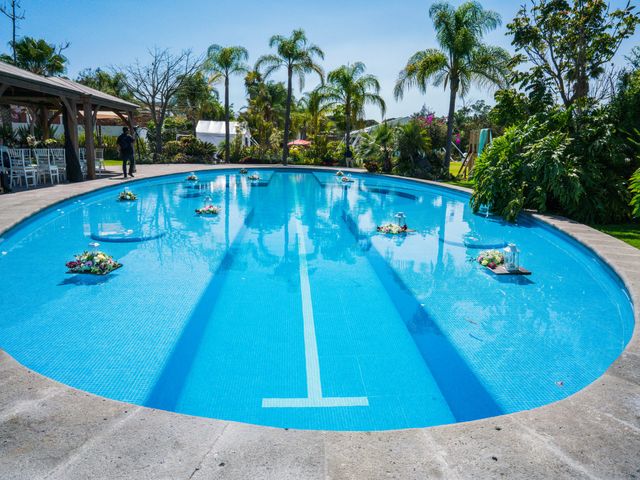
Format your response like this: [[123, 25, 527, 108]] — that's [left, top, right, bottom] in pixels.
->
[[0, 164, 639, 479]]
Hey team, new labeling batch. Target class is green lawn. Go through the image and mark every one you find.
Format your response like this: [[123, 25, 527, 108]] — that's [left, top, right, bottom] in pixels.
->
[[446, 161, 474, 189], [594, 224, 640, 250], [104, 160, 121, 166]]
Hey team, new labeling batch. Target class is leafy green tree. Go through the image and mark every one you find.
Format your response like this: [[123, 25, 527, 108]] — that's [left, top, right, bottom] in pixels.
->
[[174, 71, 224, 133], [395, 120, 433, 178], [76, 68, 133, 100], [320, 62, 385, 163], [204, 45, 249, 161], [256, 29, 324, 164], [508, 0, 639, 108], [1, 36, 68, 75], [394, 1, 510, 173]]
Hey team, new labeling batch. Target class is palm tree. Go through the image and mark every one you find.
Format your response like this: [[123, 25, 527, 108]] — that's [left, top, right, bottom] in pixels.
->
[[320, 62, 386, 164], [256, 29, 324, 165], [357, 122, 395, 173], [0, 37, 68, 75], [394, 1, 510, 172], [298, 88, 330, 138], [204, 45, 249, 162]]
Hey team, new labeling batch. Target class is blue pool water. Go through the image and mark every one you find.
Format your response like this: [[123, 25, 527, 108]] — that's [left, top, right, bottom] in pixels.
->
[[0, 169, 634, 430]]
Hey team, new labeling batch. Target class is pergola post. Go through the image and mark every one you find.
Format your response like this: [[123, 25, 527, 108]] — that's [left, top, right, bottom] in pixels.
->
[[40, 106, 49, 140], [83, 100, 96, 180]]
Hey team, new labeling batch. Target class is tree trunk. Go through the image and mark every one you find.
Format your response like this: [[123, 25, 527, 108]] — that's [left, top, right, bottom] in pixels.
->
[[344, 100, 351, 165], [61, 103, 83, 182], [444, 80, 458, 174], [282, 66, 293, 165], [224, 74, 230, 162], [154, 123, 162, 162]]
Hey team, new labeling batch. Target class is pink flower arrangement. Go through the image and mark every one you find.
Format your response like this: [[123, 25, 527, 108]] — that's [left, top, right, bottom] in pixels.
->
[[195, 205, 220, 215], [66, 251, 122, 275]]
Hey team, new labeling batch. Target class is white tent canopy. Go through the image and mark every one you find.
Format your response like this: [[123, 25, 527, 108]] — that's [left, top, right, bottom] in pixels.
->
[[196, 121, 252, 147]]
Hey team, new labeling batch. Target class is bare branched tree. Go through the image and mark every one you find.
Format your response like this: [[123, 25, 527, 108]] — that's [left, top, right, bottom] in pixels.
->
[[0, 0, 25, 62], [117, 48, 201, 159]]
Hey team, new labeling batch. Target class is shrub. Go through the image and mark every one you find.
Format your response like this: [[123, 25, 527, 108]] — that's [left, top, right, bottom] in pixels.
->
[[631, 168, 640, 218], [472, 107, 632, 224], [364, 160, 380, 173], [163, 135, 216, 163]]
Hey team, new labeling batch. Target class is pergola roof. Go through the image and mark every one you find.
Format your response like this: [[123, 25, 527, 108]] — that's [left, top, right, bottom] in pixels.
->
[[0, 61, 138, 111]]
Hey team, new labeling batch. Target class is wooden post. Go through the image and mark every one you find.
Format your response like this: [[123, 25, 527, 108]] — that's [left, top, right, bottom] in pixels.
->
[[83, 100, 96, 179], [40, 106, 49, 140], [60, 96, 83, 182]]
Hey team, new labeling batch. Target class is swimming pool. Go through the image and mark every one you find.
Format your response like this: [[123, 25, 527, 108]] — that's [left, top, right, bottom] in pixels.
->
[[0, 169, 633, 431]]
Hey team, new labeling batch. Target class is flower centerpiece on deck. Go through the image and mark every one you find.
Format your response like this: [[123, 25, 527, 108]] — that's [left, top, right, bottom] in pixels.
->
[[118, 190, 137, 201], [195, 205, 220, 215], [186, 172, 198, 181], [477, 250, 504, 269], [66, 251, 122, 275]]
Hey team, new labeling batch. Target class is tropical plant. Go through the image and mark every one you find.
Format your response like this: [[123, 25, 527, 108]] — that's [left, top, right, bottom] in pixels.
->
[[204, 45, 249, 161], [256, 29, 324, 164], [394, 1, 510, 173], [356, 122, 395, 173], [174, 71, 220, 133], [394, 120, 434, 178], [508, 0, 640, 108], [472, 107, 632, 224], [297, 88, 330, 138], [631, 167, 640, 218], [319, 62, 385, 163], [0, 36, 68, 75]]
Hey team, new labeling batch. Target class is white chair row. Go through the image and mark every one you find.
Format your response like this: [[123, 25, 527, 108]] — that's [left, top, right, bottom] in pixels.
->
[[2, 147, 106, 189]]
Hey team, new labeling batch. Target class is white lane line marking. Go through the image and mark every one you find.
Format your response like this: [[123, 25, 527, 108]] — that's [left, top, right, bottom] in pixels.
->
[[295, 217, 323, 400], [262, 190, 368, 409]]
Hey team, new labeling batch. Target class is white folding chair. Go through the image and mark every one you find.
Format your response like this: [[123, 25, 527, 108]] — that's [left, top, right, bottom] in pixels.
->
[[51, 148, 67, 182], [34, 148, 60, 184], [9, 149, 37, 189], [78, 148, 87, 178], [95, 148, 105, 172]]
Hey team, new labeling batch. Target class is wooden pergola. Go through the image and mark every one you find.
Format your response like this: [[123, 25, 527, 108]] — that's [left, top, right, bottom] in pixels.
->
[[0, 61, 138, 180]]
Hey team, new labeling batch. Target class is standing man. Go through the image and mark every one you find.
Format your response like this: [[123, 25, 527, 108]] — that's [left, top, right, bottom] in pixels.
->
[[117, 126, 135, 178]]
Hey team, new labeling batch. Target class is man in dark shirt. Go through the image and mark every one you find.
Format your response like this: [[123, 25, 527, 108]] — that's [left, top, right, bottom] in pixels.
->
[[116, 127, 135, 178]]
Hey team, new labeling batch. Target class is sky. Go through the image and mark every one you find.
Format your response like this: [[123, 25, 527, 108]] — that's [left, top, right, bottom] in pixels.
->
[[5, 0, 640, 120]]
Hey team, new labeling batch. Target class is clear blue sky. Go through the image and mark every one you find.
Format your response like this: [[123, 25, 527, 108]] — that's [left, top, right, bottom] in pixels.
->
[[7, 0, 640, 119]]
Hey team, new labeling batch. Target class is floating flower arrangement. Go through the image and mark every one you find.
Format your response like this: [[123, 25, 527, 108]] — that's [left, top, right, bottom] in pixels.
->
[[377, 223, 411, 235], [195, 205, 220, 215], [477, 250, 504, 269], [118, 190, 137, 201], [335, 170, 344, 177], [248, 173, 260, 181], [341, 176, 354, 183], [186, 173, 198, 181], [239, 168, 248, 174], [66, 251, 122, 275]]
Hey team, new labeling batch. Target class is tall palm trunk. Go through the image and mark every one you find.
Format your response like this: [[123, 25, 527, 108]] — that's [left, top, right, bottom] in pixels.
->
[[344, 99, 351, 164], [224, 74, 230, 162], [282, 66, 293, 165], [444, 78, 458, 173]]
